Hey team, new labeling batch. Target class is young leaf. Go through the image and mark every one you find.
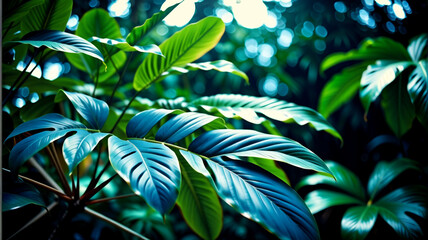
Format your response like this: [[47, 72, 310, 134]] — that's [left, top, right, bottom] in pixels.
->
[[189, 129, 334, 178], [12, 30, 104, 64], [134, 16, 225, 91], [63, 130, 109, 173], [108, 136, 181, 214], [55, 90, 109, 130], [341, 205, 379, 240], [176, 156, 222, 240], [208, 157, 319, 240], [126, 3, 180, 46], [21, 0, 72, 34], [190, 94, 342, 141]]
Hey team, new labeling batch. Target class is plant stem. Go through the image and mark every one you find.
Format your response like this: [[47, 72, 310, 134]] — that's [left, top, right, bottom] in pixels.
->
[[108, 52, 135, 105], [46, 144, 73, 196], [29, 157, 63, 192], [6, 201, 59, 240], [92, 65, 100, 97], [109, 90, 140, 133], [81, 173, 118, 202], [3, 21, 14, 40], [2, 168, 71, 201], [86, 193, 137, 205], [84, 207, 149, 240]]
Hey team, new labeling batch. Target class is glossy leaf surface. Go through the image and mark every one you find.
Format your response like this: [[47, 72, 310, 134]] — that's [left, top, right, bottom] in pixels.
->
[[341, 206, 378, 240], [407, 60, 428, 130]]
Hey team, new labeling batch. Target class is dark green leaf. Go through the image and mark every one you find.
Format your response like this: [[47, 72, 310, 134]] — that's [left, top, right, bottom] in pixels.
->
[[134, 16, 225, 91], [108, 136, 181, 214], [176, 155, 222, 240], [341, 205, 378, 240], [407, 60, 428, 130], [89, 37, 162, 56], [208, 157, 319, 240], [189, 129, 334, 178], [2, 178, 45, 211], [381, 75, 416, 137]]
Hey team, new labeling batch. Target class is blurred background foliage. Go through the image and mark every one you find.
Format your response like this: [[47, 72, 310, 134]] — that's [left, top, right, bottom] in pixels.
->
[[4, 0, 427, 239]]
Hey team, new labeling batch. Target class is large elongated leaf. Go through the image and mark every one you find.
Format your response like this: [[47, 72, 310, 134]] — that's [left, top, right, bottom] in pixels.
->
[[321, 37, 410, 74], [305, 190, 364, 214], [296, 161, 365, 200], [179, 150, 210, 177], [407, 60, 428, 130], [65, 8, 125, 82], [9, 129, 74, 173], [341, 205, 378, 240], [155, 112, 223, 144], [318, 63, 369, 118], [126, 3, 179, 46], [190, 94, 342, 141], [55, 90, 109, 129], [367, 158, 419, 200], [176, 156, 222, 240], [3, 0, 44, 35], [89, 37, 162, 56], [208, 157, 319, 240], [381, 75, 416, 137], [126, 109, 182, 138], [63, 130, 109, 173], [376, 186, 427, 239], [134, 16, 225, 91], [21, 0, 72, 34], [189, 129, 334, 177], [360, 61, 413, 111], [407, 34, 427, 62], [11, 30, 104, 64], [5, 113, 86, 141], [108, 137, 181, 214]]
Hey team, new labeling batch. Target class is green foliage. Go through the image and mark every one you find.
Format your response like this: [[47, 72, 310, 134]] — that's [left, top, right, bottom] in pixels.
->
[[298, 159, 427, 240]]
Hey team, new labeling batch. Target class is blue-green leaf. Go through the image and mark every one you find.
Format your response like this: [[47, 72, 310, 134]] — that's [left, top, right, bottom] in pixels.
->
[[305, 190, 364, 214], [89, 37, 162, 56], [367, 158, 419, 200], [5, 113, 85, 142], [2, 177, 46, 211], [55, 90, 109, 129], [208, 157, 319, 240], [179, 150, 210, 177], [63, 130, 109, 173], [189, 129, 333, 177], [341, 205, 378, 240], [11, 30, 104, 63], [407, 60, 428, 130], [108, 136, 181, 214], [155, 112, 223, 144], [9, 129, 74, 173], [407, 34, 427, 62], [126, 109, 182, 138]]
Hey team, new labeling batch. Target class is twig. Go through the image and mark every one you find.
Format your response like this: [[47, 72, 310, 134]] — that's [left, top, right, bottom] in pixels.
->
[[86, 193, 137, 205], [84, 207, 149, 240]]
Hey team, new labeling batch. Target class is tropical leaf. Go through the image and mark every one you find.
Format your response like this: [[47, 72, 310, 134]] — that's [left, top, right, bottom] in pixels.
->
[[11, 30, 104, 64], [108, 136, 181, 214], [3, 0, 44, 37], [164, 60, 249, 83], [320, 37, 410, 74], [190, 94, 342, 141], [367, 158, 419, 200], [134, 16, 225, 91], [341, 205, 378, 240], [65, 8, 125, 82], [2, 177, 45, 211], [21, 0, 72, 34], [305, 190, 363, 214], [55, 90, 109, 130], [89, 37, 162, 56], [318, 63, 369, 118], [248, 157, 290, 185], [407, 34, 427, 62], [176, 155, 222, 240], [63, 130, 109, 173], [189, 129, 334, 177], [207, 157, 319, 240], [360, 61, 413, 112], [5, 113, 86, 142], [407, 60, 428, 130], [381, 76, 416, 138], [125, 3, 179, 46], [296, 161, 365, 200], [376, 186, 427, 239], [126, 109, 183, 138], [9, 129, 74, 173]]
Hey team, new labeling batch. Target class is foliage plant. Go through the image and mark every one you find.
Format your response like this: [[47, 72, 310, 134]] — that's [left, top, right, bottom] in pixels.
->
[[2, 1, 342, 239], [318, 34, 428, 138], [297, 159, 427, 240]]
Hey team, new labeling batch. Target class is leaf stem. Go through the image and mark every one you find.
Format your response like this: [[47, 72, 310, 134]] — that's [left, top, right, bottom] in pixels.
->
[[2, 21, 14, 40], [81, 173, 118, 202], [92, 65, 100, 97], [109, 90, 140, 133], [84, 207, 149, 240], [108, 52, 135, 105], [86, 193, 137, 205], [46, 144, 73, 196]]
